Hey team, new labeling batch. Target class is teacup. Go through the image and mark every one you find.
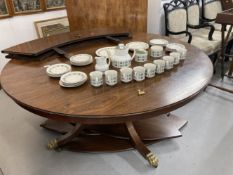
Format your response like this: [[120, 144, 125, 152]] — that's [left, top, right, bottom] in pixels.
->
[[150, 46, 163, 58], [105, 70, 118, 86], [144, 63, 156, 78], [133, 66, 146, 82], [89, 71, 103, 87], [177, 48, 187, 60], [120, 67, 133, 83], [163, 56, 175, 70], [170, 52, 181, 65], [135, 49, 148, 62], [153, 60, 166, 74]]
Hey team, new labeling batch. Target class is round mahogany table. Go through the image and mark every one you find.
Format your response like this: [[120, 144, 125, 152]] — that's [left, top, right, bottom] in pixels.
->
[[1, 31, 213, 168]]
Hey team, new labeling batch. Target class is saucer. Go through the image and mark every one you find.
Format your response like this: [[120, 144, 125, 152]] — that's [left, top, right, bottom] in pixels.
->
[[96, 47, 116, 58], [70, 54, 93, 66], [166, 43, 186, 52], [149, 39, 169, 46], [46, 63, 71, 78], [60, 71, 87, 87], [126, 42, 149, 51]]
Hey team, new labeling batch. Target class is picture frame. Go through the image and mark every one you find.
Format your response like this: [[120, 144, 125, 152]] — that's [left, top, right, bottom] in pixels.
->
[[11, 0, 43, 15], [34, 16, 70, 38], [0, 0, 12, 18], [0, 0, 66, 20], [45, 0, 65, 10]]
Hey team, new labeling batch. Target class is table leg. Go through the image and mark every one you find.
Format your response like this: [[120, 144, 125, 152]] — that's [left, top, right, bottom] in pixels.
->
[[228, 59, 233, 77], [47, 123, 85, 150], [125, 121, 159, 168], [221, 24, 226, 80]]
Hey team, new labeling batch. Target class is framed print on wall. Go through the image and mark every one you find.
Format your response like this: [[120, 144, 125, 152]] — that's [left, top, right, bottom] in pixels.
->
[[34, 16, 70, 38], [11, 0, 43, 14], [45, 0, 65, 10], [0, 0, 12, 18]]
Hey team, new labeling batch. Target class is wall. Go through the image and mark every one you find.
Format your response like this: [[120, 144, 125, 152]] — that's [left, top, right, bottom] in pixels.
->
[[0, 1, 164, 72], [0, 10, 67, 72], [148, 0, 169, 35]]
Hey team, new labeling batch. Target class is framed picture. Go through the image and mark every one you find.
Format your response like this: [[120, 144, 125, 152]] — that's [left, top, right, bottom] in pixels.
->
[[0, 0, 12, 18], [45, 0, 65, 10], [34, 16, 70, 38], [11, 0, 43, 14]]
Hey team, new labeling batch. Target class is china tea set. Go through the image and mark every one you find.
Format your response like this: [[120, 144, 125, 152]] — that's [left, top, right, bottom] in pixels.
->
[[45, 40, 187, 88]]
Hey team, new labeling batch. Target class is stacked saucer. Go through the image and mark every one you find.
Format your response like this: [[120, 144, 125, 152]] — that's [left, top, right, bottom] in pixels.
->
[[70, 54, 93, 66], [46, 63, 71, 78], [96, 47, 116, 58], [59, 71, 88, 88], [126, 41, 149, 51], [166, 43, 185, 52], [149, 39, 169, 46]]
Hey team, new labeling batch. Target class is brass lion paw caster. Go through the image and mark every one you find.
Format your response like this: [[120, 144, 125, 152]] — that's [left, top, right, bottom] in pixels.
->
[[47, 139, 58, 150], [138, 90, 146, 96], [146, 152, 159, 168]]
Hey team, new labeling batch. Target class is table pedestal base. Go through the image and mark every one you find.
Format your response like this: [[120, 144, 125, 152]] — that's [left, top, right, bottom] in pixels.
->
[[41, 114, 187, 168]]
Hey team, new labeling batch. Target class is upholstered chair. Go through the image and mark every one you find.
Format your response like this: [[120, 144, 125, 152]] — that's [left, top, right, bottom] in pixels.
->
[[201, 0, 233, 59], [163, 0, 219, 55], [201, 0, 233, 32], [186, 0, 215, 39], [185, 0, 221, 54]]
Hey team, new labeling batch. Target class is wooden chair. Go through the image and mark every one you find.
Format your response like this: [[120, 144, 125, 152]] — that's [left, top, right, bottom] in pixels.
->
[[163, 0, 219, 55], [186, 0, 215, 40], [185, 0, 221, 56], [201, 0, 223, 23], [201, 0, 233, 59]]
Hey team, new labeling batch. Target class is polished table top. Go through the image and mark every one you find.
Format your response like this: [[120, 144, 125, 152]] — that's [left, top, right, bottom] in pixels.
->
[[1, 32, 213, 124]]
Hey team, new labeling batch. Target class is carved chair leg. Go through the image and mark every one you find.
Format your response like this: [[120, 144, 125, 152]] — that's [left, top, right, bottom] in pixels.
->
[[228, 58, 233, 77], [125, 121, 159, 168], [47, 123, 85, 150]]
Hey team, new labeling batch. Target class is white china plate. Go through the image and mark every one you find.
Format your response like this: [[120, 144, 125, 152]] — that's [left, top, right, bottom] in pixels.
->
[[166, 43, 186, 51], [46, 63, 71, 78], [126, 42, 149, 51], [70, 54, 93, 66], [59, 81, 83, 88], [96, 47, 116, 58], [149, 39, 169, 46], [60, 71, 87, 87]]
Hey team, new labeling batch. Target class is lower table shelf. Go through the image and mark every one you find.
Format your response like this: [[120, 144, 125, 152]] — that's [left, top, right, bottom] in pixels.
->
[[41, 114, 187, 152], [41, 114, 187, 168]]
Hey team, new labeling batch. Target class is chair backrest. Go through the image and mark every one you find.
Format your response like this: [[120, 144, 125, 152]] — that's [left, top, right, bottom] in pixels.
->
[[163, 0, 187, 36], [221, 0, 233, 10], [201, 0, 223, 21], [186, 0, 201, 26]]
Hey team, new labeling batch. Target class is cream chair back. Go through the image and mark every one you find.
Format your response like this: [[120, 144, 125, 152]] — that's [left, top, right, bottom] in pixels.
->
[[203, 0, 222, 20], [163, 0, 188, 38], [168, 9, 187, 33], [187, 4, 200, 26]]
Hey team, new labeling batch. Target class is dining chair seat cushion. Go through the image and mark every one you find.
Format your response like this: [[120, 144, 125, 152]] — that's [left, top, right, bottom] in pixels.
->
[[192, 28, 233, 42], [179, 36, 219, 55], [204, 1, 222, 20]]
